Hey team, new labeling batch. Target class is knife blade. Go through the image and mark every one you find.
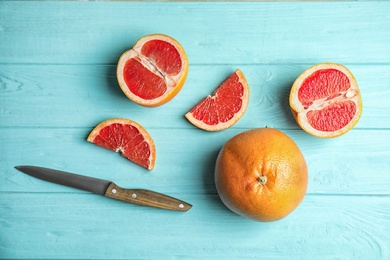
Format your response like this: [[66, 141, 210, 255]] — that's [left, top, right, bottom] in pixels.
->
[[15, 165, 192, 212]]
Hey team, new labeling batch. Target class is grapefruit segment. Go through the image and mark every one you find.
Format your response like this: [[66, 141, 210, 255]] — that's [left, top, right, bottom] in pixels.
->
[[123, 58, 167, 100], [185, 69, 249, 131], [140, 39, 182, 76], [87, 118, 156, 170], [289, 63, 362, 138], [117, 34, 188, 107]]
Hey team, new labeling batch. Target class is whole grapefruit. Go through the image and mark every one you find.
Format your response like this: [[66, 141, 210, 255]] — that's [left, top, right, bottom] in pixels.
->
[[215, 128, 308, 222]]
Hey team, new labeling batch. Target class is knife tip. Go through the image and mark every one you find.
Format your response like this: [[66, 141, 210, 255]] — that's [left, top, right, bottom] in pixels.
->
[[15, 165, 28, 172]]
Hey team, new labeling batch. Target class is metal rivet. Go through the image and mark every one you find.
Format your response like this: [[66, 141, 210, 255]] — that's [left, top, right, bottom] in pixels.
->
[[112, 189, 117, 194], [179, 204, 184, 209], [132, 193, 137, 199]]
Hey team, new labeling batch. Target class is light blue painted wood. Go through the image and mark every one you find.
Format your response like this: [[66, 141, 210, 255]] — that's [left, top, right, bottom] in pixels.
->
[[1, 193, 389, 259], [1, 2, 390, 64], [1, 128, 390, 195], [1, 1, 390, 259], [1, 64, 389, 129]]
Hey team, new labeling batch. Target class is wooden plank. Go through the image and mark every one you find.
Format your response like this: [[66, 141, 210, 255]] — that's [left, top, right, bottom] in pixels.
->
[[1, 2, 390, 64], [1, 128, 389, 195], [1, 64, 389, 129], [1, 2, 390, 259], [1, 193, 389, 259]]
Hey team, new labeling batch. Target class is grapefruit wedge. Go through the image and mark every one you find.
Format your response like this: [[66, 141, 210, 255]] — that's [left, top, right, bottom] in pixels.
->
[[117, 34, 188, 107], [185, 69, 249, 131], [289, 63, 362, 138], [87, 118, 156, 170]]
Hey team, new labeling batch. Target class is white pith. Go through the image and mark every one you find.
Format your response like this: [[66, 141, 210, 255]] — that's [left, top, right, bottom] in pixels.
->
[[185, 70, 250, 131], [290, 63, 362, 138], [117, 35, 187, 106], [87, 118, 156, 170]]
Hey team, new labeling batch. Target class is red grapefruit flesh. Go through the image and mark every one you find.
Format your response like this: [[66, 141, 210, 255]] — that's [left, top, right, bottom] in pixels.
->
[[87, 118, 156, 170], [117, 34, 188, 107], [185, 69, 250, 131], [290, 63, 362, 138]]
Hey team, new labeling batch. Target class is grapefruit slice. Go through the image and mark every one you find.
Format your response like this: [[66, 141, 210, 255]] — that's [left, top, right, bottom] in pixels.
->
[[117, 34, 188, 107], [87, 118, 156, 170], [185, 69, 249, 131], [289, 63, 362, 138]]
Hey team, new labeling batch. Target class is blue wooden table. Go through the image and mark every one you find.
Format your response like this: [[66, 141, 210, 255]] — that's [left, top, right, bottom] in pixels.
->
[[1, 1, 390, 259]]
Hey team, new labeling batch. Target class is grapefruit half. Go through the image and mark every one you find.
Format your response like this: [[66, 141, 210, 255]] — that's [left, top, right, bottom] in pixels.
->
[[289, 63, 362, 138], [185, 69, 249, 131], [117, 34, 188, 107], [87, 118, 156, 170]]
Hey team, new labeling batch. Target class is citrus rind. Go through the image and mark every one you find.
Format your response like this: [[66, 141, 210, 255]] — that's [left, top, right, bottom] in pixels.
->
[[117, 34, 188, 107], [185, 69, 249, 131], [87, 118, 156, 170], [289, 63, 362, 138]]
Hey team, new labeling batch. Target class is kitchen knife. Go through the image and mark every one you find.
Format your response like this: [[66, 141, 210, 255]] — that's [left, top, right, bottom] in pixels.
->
[[15, 165, 192, 212]]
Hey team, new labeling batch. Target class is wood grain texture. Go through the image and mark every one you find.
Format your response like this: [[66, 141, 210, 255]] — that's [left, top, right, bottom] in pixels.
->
[[1, 1, 390, 259], [1, 128, 389, 195], [1, 193, 389, 259], [104, 183, 192, 212], [1, 2, 390, 64], [1, 64, 389, 129]]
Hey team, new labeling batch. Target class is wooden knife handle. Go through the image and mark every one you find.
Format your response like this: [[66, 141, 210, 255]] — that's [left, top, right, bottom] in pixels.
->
[[104, 183, 192, 212]]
